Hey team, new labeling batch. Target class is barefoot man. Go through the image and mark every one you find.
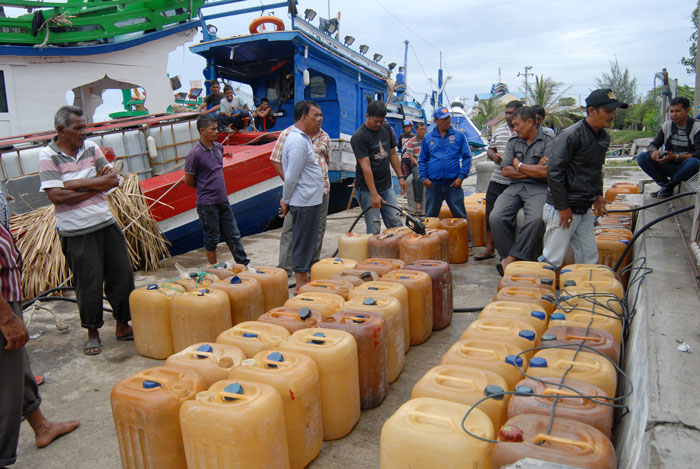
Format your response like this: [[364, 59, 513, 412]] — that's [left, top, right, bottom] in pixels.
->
[[0, 195, 80, 466]]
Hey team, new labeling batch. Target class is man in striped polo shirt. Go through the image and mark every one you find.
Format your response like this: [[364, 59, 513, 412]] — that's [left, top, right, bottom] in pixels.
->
[[0, 195, 80, 466], [39, 106, 134, 356], [476, 100, 523, 261]]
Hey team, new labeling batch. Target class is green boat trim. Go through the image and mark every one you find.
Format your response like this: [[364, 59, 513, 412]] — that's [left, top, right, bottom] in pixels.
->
[[0, 0, 204, 46]]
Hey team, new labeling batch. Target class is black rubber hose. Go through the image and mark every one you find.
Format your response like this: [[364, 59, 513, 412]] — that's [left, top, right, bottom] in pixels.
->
[[453, 306, 485, 313], [613, 205, 695, 272], [607, 191, 695, 213], [25, 296, 114, 313], [22, 286, 76, 309], [330, 204, 398, 258]]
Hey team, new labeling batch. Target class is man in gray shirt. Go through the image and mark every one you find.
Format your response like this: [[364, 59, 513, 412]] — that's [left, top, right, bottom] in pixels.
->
[[489, 106, 553, 274], [280, 100, 324, 288]]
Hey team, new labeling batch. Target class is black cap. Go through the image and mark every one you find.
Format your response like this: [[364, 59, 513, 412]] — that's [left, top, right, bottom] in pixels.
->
[[585, 88, 628, 109]]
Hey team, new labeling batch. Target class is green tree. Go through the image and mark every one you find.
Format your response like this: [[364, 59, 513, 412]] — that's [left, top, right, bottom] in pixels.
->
[[595, 58, 639, 128], [526, 75, 574, 129], [559, 97, 576, 106], [681, 2, 698, 74], [595, 58, 638, 104], [627, 85, 695, 131], [472, 96, 504, 131]]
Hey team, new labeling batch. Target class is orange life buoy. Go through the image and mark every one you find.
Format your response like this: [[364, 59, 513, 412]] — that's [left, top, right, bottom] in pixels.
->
[[249, 16, 285, 34]]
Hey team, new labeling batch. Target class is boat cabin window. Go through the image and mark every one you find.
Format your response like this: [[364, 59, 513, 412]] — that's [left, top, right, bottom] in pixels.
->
[[0, 71, 7, 113], [309, 76, 326, 99]]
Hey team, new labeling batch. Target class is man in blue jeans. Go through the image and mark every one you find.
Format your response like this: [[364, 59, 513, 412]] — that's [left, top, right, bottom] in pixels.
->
[[351, 101, 407, 234], [637, 96, 700, 198], [419, 106, 472, 219], [185, 115, 252, 267]]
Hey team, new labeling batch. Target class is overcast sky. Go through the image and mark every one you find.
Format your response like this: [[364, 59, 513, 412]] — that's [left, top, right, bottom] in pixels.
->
[[163, 0, 696, 112]]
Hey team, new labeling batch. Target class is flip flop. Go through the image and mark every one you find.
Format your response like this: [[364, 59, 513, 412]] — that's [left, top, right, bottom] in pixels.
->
[[496, 264, 504, 277], [116, 331, 134, 341], [35, 375, 45, 386], [474, 253, 495, 261], [84, 338, 102, 356]]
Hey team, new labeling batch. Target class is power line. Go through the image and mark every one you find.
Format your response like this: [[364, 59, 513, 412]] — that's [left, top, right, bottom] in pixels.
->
[[408, 42, 435, 91], [371, 0, 440, 52]]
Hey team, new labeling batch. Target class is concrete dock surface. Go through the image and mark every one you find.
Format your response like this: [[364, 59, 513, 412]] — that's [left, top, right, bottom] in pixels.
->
[[12, 166, 700, 468]]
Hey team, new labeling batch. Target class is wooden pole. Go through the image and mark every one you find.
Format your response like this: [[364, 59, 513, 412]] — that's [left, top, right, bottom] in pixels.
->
[[695, 1, 700, 116]]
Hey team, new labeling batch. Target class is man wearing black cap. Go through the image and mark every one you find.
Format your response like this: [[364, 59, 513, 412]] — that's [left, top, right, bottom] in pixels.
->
[[418, 106, 471, 219], [539, 89, 627, 268]]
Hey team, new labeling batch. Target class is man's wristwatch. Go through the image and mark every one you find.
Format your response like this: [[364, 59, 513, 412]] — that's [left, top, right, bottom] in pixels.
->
[[398, 176, 406, 180], [675, 155, 682, 163]]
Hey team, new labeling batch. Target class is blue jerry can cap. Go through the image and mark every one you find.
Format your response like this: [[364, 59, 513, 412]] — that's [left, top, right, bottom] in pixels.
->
[[242, 332, 259, 338], [143, 380, 161, 389], [505, 355, 524, 367], [515, 385, 534, 395], [551, 312, 566, 321], [310, 331, 326, 344], [618, 240, 629, 245], [266, 351, 284, 368], [519, 330, 536, 341], [146, 283, 159, 290], [363, 298, 377, 306], [531, 310, 546, 320], [223, 382, 244, 400], [529, 357, 548, 367], [352, 314, 367, 323], [229, 276, 241, 284], [196, 344, 213, 358], [398, 276, 409, 279], [541, 333, 557, 341], [334, 258, 342, 262], [542, 294, 556, 303], [563, 280, 577, 287], [368, 286, 379, 290], [541, 278, 554, 286], [484, 384, 505, 400], [560, 268, 571, 274], [298, 307, 312, 320]]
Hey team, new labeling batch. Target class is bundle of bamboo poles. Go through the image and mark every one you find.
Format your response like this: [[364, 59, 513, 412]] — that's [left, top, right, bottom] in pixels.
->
[[9, 173, 171, 299]]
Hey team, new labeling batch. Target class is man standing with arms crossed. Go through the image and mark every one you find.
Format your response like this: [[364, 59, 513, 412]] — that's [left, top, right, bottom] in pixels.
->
[[270, 107, 330, 277], [351, 101, 407, 234], [279, 101, 324, 288], [418, 106, 471, 219], [540, 89, 627, 268], [476, 100, 523, 260], [39, 106, 134, 356]]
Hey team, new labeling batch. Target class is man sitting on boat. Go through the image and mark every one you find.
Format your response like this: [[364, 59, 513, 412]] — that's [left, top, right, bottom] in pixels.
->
[[418, 106, 471, 220], [217, 85, 251, 133], [197, 80, 224, 116], [279, 101, 325, 288], [489, 106, 553, 275], [636, 96, 700, 199], [184, 115, 253, 268], [253, 98, 276, 131], [351, 100, 407, 234], [38, 106, 135, 356]]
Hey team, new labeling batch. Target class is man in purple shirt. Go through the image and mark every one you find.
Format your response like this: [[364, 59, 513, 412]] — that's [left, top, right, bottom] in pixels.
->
[[185, 115, 251, 266]]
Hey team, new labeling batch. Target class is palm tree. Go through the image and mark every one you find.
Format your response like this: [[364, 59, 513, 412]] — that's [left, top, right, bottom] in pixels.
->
[[472, 96, 505, 134], [526, 75, 574, 130]]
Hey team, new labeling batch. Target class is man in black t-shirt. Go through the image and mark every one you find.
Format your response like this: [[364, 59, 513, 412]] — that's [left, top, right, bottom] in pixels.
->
[[351, 101, 407, 234], [197, 81, 224, 117]]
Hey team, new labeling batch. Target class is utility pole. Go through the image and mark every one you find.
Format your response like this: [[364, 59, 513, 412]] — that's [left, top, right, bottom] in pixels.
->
[[517, 66, 533, 104]]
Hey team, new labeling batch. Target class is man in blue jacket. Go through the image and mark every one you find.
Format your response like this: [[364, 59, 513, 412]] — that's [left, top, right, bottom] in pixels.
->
[[419, 106, 472, 218]]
